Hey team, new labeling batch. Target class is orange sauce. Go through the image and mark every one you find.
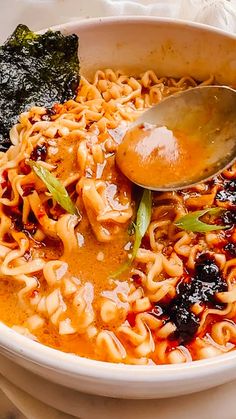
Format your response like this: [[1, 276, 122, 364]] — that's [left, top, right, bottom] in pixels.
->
[[116, 123, 213, 189], [0, 129, 133, 359], [0, 281, 28, 326], [0, 216, 131, 359]]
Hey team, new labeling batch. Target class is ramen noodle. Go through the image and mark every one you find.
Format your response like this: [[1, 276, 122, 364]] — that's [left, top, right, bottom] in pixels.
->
[[0, 69, 235, 365]]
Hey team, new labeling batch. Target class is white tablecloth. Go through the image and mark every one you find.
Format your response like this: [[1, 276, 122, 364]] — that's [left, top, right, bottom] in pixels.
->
[[0, 0, 236, 44], [1, 1, 236, 418]]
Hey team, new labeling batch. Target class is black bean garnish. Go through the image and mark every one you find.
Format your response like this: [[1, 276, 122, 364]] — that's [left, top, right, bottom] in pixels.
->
[[224, 242, 236, 257], [30, 144, 47, 161], [221, 210, 236, 226], [216, 180, 236, 205], [153, 254, 227, 344]]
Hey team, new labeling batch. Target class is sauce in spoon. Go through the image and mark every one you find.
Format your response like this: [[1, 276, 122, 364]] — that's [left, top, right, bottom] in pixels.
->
[[116, 123, 214, 189], [116, 86, 236, 191]]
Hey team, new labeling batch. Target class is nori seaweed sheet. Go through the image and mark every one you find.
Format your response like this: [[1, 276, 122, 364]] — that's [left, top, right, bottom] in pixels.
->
[[0, 24, 80, 151]]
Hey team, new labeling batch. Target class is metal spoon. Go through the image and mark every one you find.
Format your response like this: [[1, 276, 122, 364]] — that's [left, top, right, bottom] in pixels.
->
[[116, 86, 236, 191]]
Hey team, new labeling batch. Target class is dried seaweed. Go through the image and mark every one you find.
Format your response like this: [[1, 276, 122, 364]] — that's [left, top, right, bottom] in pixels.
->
[[0, 24, 80, 151]]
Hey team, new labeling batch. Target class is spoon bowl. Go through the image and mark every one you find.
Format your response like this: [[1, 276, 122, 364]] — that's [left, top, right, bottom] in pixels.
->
[[116, 86, 236, 191]]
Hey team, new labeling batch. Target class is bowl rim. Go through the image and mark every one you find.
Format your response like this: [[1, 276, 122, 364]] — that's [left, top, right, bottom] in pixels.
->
[[2, 321, 236, 381], [1, 15, 236, 382], [45, 15, 236, 41]]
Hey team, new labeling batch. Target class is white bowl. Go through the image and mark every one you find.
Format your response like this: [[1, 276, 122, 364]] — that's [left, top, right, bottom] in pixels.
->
[[1, 17, 236, 400]]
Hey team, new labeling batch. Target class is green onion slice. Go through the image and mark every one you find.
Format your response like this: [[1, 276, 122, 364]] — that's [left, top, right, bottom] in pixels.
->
[[131, 189, 152, 260], [112, 189, 152, 277], [174, 207, 227, 233], [29, 160, 78, 215]]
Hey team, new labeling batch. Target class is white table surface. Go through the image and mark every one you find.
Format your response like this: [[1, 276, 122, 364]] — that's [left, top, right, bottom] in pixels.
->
[[1, 1, 236, 418]]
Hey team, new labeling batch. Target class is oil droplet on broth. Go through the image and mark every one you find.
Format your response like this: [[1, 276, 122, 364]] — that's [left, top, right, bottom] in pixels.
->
[[116, 122, 214, 188]]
